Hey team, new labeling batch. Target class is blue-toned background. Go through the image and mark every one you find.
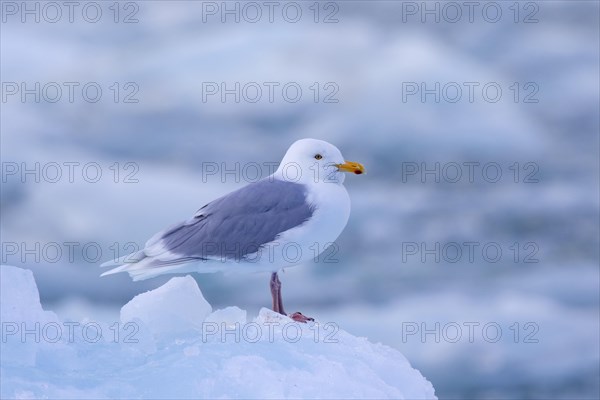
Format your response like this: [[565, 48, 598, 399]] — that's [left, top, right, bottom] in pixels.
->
[[1, 1, 599, 399]]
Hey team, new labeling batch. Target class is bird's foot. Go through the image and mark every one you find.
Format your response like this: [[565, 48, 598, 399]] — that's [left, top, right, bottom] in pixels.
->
[[288, 312, 314, 323]]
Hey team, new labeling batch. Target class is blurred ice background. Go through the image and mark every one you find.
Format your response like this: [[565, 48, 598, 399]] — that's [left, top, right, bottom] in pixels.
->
[[1, 1, 598, 399]]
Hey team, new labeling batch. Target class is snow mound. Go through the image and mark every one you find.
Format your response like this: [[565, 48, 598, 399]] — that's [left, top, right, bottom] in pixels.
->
[[1, 265, 436, 399], [121, 275, 212, 340]]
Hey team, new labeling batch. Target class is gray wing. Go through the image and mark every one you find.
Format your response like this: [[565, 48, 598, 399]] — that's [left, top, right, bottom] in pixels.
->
[[144, 178, 314, 262]]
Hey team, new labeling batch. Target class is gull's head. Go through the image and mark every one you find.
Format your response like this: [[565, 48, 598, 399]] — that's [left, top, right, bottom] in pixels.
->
[[276, 138, 365, 185]]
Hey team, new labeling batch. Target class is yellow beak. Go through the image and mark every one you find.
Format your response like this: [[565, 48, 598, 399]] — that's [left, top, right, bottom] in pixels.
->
[[336, 161, 365, 175]]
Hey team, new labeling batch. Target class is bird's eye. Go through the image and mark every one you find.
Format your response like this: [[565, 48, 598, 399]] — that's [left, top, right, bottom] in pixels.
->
[[314, 154, 323, 160]]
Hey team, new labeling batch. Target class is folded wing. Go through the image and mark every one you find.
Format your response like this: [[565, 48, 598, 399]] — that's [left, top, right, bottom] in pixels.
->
[[101, 178, 314, 280]]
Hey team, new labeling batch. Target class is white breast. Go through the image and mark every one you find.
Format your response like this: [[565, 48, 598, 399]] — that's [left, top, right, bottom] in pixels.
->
[[263, 181, 350, 269]]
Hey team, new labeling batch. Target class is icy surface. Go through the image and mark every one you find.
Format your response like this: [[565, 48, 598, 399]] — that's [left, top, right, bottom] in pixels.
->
[[0, 266, 436, 399], [120, 275, 212, 340]]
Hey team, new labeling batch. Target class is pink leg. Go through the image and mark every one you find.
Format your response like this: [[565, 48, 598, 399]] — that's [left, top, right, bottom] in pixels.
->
[[270, 272, 314, 323], [270, 272, 284, 314]]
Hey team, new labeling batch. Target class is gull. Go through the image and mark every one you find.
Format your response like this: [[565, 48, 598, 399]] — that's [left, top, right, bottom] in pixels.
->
[[101, 138, 364, 322]]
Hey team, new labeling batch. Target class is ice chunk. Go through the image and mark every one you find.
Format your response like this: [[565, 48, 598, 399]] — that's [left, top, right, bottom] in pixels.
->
[[120, 275, 211, 340], [1, 265, 61, 367], [205, 306, 247, 326], [1, 265, 58, 325], [1, 268, 437, 399]]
